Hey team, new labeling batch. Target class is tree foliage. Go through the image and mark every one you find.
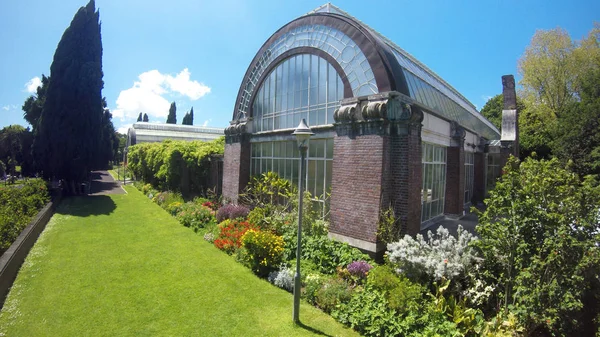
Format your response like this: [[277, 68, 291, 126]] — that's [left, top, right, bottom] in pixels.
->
[[137, 112, 142, 122], [143, 113, 149, 122], [127, 137, 224, 196], [182, 107, 194, 125], [0, 125, 34, 176], [33, 0, 104, 192], [551, 25, 600, 177], [21, 74, 50, 131], [476, 157, 600, 336], [166, 102, 177, 124]]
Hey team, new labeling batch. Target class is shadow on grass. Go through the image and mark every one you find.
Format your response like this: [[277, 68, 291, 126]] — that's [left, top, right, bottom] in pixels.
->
[[296, 321, 334, 337], [56, 195, 116, 217]]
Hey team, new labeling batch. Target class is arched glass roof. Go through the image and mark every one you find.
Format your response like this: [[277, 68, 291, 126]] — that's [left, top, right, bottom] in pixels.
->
[[309, 4, 500, 139], [235, 24, 378, 121]]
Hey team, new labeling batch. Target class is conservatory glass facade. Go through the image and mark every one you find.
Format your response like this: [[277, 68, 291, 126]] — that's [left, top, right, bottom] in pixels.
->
[[224, 3, 503, 253], [252, 54, 344, 132]]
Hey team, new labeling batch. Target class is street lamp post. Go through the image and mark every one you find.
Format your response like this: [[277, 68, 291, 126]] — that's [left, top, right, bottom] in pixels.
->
[[292, 118, 314, 324]]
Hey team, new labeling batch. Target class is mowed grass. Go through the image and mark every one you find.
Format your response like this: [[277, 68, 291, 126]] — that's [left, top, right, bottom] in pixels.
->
[[0, 186, 358, 336]]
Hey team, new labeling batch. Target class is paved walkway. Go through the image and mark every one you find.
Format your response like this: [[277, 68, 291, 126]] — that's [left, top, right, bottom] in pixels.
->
[[89, 170, 126, 195]]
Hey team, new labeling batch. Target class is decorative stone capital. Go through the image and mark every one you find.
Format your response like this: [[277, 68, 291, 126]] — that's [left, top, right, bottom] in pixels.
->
[[362, 100, 387, 120], [450, 121, 466, 147], [333, 91, 423, 137], [333, 100, 360, 123], [225, 119, 251, 143]]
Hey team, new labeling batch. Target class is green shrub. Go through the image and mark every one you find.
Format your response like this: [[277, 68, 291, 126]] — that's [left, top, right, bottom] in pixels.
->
[[366, 265, 423, 313], [476, 157, 600, 335], [152, 191, 184, 208], [333, 287, 406, 337], [283, 234, 371, 274], [314, 278, 353, 313], [302, 273, 327, 305], [165, 201, 183, 216], [141, 183, 153, 195], [127, 138, 224, 196], [175, 203, 215, 232], [240, 229, 284, 277], [0, 179, 50, 250], [241, 171, 294, 208]]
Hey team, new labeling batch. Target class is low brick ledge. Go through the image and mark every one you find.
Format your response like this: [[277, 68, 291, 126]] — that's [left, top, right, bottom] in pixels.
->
[[0, 189, 62, 309]]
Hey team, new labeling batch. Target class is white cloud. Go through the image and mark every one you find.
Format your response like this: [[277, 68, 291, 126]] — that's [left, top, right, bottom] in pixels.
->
[[112, 69, 211, 121], [202, 119, 211, 127], [2, 106, 9, 111], [25, 77, 42, 93], [165, 68, 211, 100], [116, 124, 132, 135], [481, 95, 494, 102]]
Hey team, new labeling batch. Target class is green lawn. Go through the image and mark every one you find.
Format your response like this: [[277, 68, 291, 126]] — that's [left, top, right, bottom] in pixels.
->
[[0, 186, 358, 336]]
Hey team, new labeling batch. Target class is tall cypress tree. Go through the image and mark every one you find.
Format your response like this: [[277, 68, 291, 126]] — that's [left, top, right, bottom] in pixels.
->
[[137, 112, 142, 122], [166, 102, 177, 124], [181, 107, 194, 125], [34, 0, 103, 194]]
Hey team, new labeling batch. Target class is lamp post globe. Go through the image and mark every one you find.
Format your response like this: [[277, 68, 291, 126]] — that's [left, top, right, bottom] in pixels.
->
[[292, 118, 313, 324]]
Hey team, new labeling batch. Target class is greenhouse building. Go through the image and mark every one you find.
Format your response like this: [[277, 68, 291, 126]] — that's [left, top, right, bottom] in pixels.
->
[[223, 4, 502, 254]]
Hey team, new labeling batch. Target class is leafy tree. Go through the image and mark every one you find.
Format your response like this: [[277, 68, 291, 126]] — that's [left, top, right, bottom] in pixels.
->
[[22, 74, 50, 132], [143, 113, 149, 122], [113, 132, 127, 163], [0, 160, 5, 178], [166, 102, 177, 124], [551, 25, 600, 177], [518, 28, 579, 115], [33, 0, 104, 194], [476, 157, 600, 336], [0, 125, 33, 175], [96, 99, 117, 169], [479, 94, 504, 130], [137, 112, 142, 122]]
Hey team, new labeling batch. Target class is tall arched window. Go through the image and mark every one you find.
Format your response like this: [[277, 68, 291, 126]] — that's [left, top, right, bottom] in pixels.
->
[[252, 54, 344, 132]]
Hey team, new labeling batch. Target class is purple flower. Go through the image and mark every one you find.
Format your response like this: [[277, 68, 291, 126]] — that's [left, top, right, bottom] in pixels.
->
[[347, 260, 373, 279]]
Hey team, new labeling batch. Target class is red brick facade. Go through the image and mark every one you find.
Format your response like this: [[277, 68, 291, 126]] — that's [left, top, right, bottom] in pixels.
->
[[330, 134, 384, 245], [222, 129, 251, 203], [328, 94, 423, 252]]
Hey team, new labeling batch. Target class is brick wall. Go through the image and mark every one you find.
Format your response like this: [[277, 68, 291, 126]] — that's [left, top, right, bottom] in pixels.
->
[[222, 139, 250, 203], [388, 124, 422, 236], [330, 134, 383, 243], [444, 146, 465, 216]]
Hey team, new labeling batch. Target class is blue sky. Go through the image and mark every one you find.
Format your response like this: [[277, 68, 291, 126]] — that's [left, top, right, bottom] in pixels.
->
[[0, 0, 598, 133]]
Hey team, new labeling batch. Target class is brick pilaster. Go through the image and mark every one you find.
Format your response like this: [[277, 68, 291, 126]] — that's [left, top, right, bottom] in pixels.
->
[[444, 122, 465, 217], [222, 121, 251, 203], [329, 92, 423, 253]]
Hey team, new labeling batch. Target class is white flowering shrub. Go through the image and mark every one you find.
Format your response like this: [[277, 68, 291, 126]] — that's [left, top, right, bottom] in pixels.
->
[[268, 266, 294, 291], [387, 225, 480, 282]]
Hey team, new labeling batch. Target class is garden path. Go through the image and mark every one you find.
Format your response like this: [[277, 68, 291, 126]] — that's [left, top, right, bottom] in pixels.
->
[[89, 170, 126, 195]]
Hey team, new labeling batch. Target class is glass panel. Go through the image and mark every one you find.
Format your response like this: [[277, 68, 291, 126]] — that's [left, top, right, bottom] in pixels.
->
[[310, 55, 319, 88], [307, 160, 317, 196], [316, 160, 325, 198], [328, 64, 337, 103], [326, 139, 333, 158]]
